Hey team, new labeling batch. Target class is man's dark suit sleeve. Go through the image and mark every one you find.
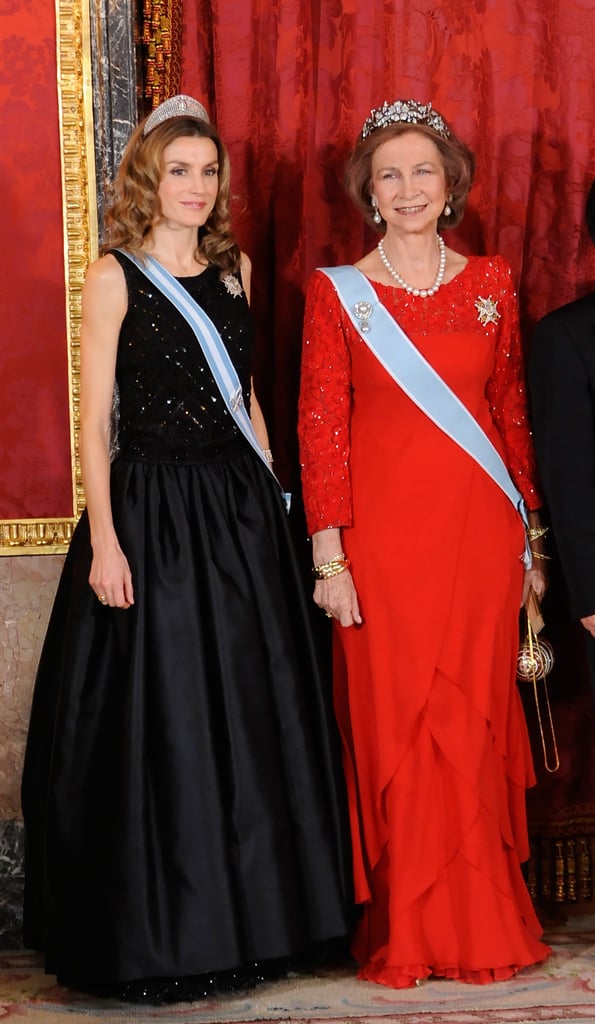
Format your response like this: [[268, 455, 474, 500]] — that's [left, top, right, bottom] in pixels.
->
[[529, 312, 595, 619]]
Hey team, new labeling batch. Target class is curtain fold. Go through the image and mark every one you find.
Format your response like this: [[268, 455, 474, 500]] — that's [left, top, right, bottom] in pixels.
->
[[181, 0, 595, 476], [178, 0, 595, 907]]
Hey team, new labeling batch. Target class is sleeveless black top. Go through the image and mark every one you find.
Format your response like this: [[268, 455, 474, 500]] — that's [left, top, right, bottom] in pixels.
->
[[112, 251, 253, 463]]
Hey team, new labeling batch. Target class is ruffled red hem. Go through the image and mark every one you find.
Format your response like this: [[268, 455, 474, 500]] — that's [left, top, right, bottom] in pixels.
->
[[357, 948, 552, 989]]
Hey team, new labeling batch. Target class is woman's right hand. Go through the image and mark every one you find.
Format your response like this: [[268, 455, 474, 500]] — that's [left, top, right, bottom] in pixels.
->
[[314, 570, 362, 628], [311, 526, 361, 627], [89, 538, 134, 609], [79, 255, 133, 611]]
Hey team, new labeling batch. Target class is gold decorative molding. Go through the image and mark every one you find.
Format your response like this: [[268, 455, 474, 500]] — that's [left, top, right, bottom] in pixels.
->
[[527, 835, 593, 905], [142, 0, 183, 108], [0, 0, 97, 555]]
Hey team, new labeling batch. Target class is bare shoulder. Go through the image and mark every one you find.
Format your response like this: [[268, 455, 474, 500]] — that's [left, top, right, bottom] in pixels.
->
[[239, 250, 252, 300], [82, 253, 128, 328], [84, 253, 127, 307], [84, 252, 126, 291], [240, 250, 252, 275]]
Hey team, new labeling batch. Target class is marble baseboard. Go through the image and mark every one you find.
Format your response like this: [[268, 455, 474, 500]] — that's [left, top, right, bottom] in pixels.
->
[[0, 820, 24, 950]]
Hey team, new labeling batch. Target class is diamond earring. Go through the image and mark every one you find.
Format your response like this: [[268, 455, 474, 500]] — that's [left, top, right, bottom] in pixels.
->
[[371, 196, 382, 225]]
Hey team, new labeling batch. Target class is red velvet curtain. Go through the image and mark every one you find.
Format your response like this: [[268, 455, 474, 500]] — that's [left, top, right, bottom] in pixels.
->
[[180, 0, 595, 900], [181, 0, 595, 482]]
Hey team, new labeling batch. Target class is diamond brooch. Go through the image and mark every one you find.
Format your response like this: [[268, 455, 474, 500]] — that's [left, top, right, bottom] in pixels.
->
[[353, 301, 373, 333], [475, 295, 500, 326], [223, 274, 243, 298]]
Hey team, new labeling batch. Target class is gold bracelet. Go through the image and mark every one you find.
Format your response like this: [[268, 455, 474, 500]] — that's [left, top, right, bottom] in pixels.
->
[[312, 554, 351, 580], [313, 553, 345, 572], [530, 550, 551, 561], [314, 560, 350, 580], [263, 448, 274, 464], [526, 525, 549, 541]]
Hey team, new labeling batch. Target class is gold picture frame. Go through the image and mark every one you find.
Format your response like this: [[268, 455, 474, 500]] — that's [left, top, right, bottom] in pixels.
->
[[0, 0, 97, 556]]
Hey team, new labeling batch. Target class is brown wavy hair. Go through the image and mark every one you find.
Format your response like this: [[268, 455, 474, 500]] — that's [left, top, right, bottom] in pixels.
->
[[344, 119, 476, 232], [102, 115, 241, 274]]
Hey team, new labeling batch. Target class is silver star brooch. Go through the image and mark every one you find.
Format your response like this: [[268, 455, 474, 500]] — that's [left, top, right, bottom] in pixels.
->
[[222, 274, 243, 298], [474, 295, 500, 326]]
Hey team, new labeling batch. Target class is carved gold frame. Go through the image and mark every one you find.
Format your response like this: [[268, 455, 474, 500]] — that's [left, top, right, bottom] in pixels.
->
[[0, 0, 97, 556]]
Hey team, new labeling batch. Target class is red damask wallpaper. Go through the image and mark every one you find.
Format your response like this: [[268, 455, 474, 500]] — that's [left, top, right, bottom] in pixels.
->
[[0, 0, 71, 520]]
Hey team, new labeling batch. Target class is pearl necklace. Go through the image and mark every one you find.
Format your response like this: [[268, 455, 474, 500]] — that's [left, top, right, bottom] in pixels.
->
[[377, 235, 446, 297]]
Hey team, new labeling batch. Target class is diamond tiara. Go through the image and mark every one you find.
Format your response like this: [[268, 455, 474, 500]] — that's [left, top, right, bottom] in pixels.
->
[[361, 99, 449, 140], [143, 94, 210, 136]]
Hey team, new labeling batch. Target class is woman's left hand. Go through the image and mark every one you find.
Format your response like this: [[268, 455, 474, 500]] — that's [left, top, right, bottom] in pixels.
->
[[522, 567, 547, 605]]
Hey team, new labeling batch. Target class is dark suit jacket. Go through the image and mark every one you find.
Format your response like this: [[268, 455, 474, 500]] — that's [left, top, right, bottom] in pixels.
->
[[529, 291, 595, 620]]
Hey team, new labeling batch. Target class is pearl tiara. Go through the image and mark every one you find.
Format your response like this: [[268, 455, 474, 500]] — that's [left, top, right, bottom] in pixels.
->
[[143, 94, 210, 136], [360, 99, 449, 140]]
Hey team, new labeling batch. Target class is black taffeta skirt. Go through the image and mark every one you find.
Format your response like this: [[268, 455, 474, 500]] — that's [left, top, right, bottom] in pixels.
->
[[21, 444, 352, 985]]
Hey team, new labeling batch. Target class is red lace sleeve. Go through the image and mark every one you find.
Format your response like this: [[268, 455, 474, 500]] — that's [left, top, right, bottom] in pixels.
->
[[298, 270, 353, 535], [485, 257, 542, 511]]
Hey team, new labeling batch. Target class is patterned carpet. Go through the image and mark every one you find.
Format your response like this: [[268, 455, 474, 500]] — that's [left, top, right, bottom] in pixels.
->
[[1, 920, 593, 1023]]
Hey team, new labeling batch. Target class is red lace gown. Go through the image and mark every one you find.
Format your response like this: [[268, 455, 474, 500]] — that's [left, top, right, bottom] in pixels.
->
[[298, 255, 551, 988]]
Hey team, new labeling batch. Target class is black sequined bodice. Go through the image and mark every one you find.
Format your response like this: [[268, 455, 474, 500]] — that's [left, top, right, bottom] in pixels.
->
[[112, 251, 253, 462]]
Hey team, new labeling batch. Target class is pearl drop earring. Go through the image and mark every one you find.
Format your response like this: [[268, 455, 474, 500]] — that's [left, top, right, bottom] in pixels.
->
[[443, 194, 453, 218], [371, 196, 382, 225]]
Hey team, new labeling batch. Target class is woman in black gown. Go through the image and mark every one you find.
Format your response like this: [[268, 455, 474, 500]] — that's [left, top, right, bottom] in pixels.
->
[[21, 95, 350, 1002]]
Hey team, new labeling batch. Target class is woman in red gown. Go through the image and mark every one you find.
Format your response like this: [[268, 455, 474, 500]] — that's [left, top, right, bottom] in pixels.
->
[[298, 100, 551, 989]]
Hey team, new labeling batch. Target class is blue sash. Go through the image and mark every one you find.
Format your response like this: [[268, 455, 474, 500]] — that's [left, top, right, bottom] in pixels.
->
[[117, 250, 290, 511], [320, 265, 531, 567]]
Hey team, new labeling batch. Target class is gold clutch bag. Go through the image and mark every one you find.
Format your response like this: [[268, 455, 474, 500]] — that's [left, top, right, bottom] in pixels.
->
[[516, 587, 559, 772]]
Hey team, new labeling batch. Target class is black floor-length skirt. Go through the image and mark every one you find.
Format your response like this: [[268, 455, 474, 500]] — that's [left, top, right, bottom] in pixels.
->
[[22, 444, 351, 984]]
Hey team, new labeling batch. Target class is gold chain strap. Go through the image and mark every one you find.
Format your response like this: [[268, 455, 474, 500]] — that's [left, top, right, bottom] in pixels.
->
[[526, 617, 560, 773]]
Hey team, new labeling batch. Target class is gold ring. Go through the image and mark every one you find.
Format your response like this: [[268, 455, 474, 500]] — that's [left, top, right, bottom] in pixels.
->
[[98, 595, 107, 604]]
